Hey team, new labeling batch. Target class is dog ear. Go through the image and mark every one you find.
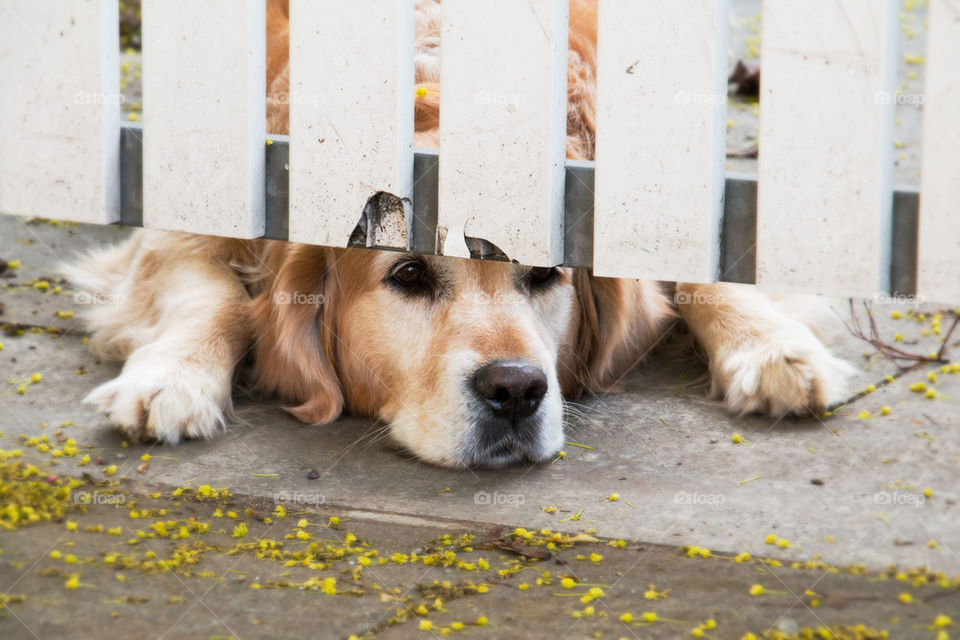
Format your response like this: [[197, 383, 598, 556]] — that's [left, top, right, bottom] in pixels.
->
[[565, 271, 675, 395], [249, 245, 344, 424]]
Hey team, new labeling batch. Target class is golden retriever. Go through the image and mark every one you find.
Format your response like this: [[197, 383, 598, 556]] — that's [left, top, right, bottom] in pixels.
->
[[66, 0, 855, 468]]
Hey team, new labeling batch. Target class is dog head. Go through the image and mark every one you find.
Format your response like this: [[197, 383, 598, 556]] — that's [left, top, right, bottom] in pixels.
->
[[251, 245, 670, 468]]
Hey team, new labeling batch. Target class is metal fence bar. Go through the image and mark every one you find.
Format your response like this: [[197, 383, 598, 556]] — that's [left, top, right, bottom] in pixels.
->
[[112, 127, 919, 291], [411, 149, 440, 254], [263, 134, 291, 242], [719, 174, 757, 285], [119, 124, 144, 228], [890, 186, 920, 298], [563, 160, 595, 270]]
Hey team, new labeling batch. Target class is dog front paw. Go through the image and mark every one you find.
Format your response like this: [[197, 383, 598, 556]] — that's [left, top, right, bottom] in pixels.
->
[[712, 329, 857, 418], [84, 356, 230, 443]]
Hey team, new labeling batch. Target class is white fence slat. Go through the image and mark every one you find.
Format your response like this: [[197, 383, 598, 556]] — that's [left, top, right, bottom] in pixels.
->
[[917, 0, 960, 304], [141, 0, 265, 238], [0, 0, 119, 223], [757, 0, 898, 297], [437, 0, 568, 266], [288, 0, 415, 246], [592, 0, 729, 282]]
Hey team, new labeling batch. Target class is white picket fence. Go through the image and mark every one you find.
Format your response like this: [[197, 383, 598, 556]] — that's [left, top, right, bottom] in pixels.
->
[[1, 0, 958, 301]]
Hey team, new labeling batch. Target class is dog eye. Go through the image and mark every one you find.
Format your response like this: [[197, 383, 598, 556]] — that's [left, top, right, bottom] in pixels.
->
[[528, 267, 558, 289], [390, 260, 429, 290]]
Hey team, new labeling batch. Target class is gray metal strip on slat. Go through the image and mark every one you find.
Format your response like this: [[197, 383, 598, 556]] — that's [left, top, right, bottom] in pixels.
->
[[263, 134, 290, 241], [119, 124, 143, 228], [890, 186, 919, 296], [719, 173, 757, 285], [115, 126, 918, 292], [411, 149, 439, 254]]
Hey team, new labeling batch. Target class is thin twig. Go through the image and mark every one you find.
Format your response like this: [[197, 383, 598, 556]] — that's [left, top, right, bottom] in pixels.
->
[[936, 314, 960, 360], [840, 300, 952, 371]]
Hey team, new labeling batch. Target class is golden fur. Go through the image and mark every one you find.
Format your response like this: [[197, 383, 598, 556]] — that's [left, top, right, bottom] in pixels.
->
[[66, 0, 855, 468]]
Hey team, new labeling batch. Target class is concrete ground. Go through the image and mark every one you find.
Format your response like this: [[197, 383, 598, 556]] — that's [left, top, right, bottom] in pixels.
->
[[2, 215, 960, 639]]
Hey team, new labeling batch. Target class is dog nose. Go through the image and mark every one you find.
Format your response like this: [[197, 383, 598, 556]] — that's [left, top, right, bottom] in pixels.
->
[[473, 360, 548, 422]]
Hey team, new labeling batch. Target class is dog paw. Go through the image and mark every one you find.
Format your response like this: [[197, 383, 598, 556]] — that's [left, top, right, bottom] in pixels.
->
[[84, 357, 230, 443], [712, 329, 857, 418]]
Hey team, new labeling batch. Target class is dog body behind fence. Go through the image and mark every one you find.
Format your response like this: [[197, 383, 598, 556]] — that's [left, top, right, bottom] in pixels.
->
[[66, 232, 855, 467], [65, 0, 856, 467]]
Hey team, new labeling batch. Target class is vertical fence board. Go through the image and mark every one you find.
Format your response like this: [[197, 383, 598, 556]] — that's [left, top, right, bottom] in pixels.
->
[[917, 0, 960, 304], [757, 0, 898, 297], [141, 0, 265, 238], [592, 0, 728, 282], [0, 0, 119, 223], [437, 0, 567, 265], [288, 0, 414, 247]]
